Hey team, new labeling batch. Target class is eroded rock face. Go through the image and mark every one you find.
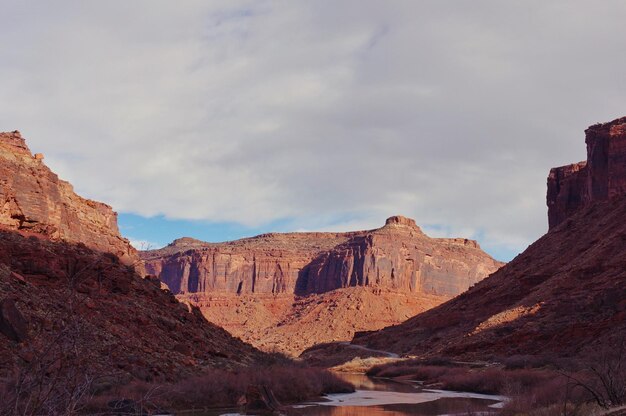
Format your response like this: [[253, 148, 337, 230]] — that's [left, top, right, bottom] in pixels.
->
[[0, 131, 137, 265], [547, 117, 626, 229], [303, 220, 493, 297], [143, 216, 501, 298], [142, 216, 503, 354]]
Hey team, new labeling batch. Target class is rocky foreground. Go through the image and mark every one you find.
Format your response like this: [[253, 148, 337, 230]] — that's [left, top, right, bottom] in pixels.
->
[[142, 216, 502, 354], [332, 116, 626, 361]]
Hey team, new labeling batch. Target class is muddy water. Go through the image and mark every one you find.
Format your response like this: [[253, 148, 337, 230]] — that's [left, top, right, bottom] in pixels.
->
[[203, 373, 505, 416]]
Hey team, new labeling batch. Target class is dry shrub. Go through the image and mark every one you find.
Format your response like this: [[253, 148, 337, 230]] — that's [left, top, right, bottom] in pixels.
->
[[85, 365, 354, 412]]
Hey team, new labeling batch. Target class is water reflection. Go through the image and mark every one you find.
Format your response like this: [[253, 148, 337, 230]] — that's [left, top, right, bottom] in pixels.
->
[[293, 373, 501, 416], [295, 397, 498, 415], [207, 373, 503, 416]]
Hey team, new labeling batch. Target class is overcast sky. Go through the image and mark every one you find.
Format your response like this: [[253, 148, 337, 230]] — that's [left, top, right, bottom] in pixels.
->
[[1, 1, 626, 260]]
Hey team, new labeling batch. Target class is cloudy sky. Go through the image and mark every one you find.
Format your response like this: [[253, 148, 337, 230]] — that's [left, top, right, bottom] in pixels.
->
[[1, 1, 625, 260]]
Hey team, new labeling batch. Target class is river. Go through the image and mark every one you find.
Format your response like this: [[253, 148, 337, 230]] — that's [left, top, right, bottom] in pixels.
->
[[204, 373, 506, 416]]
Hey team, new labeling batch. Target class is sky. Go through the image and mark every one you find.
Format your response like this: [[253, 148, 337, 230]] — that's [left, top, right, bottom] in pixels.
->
[[1, 1, 626, 261]]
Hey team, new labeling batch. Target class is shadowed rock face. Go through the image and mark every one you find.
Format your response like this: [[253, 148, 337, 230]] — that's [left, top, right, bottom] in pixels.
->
[[143, 216, 501, 298], [0, 229, 264, 381], [0, 131, 137, 265], [547, 116, 626, 229]]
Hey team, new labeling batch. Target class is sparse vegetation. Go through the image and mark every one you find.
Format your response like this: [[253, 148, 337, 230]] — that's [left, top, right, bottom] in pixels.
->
[[83, 365, 354, 413], [367, 350, 626, 416]]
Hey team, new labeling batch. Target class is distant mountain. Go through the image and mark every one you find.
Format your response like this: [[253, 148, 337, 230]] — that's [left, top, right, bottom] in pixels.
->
[[142, 215, 502, 355]]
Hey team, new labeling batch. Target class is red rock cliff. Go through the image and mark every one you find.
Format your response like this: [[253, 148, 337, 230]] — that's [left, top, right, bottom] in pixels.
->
[[142, 215, 502, 298], [547, 116, 626, 229], [0, 131, 137, 265]]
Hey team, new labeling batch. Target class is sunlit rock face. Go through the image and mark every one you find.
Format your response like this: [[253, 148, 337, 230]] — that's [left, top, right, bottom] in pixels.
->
[[142, 216, 502, 355], [0, 131, 137, 265], [143, 215, 501, 298], [547, 116, 626, 229]]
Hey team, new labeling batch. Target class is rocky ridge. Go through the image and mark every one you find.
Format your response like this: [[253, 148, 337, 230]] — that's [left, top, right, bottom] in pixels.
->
[[0, 131, 137, 265], [0, 131, 264, 384]]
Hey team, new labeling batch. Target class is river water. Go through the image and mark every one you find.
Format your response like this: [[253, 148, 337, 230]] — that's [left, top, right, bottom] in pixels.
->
[[208, 373, 505, 416]]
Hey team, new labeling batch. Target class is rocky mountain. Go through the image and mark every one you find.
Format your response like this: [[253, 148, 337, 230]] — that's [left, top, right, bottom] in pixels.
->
[[142, 216, 502, 354], [339, 116, 626, 361], [0, 132, 263, 384], [0, 131, 137, 265]]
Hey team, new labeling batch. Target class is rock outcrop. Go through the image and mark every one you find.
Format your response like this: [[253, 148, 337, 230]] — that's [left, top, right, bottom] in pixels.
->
[[144, 215, 501, 298], [142, 216, 502, 354], [547, 116, 626, 229], [328, 116, 626, 362], [0, 131, 137, 265]]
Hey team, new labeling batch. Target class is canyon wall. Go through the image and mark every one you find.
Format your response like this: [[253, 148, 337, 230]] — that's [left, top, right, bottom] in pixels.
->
[[0, 131, 137, 265], [0, 131, 264, 383], [547, 116, 626, 229], [143, 215, 503, 354], [143, 215, 502, 298]]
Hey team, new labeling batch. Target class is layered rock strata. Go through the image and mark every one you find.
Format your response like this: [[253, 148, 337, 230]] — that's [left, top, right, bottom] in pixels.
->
[[144, 215, 501, 298], [0, 131, 137, 264], [143, 216, 502, 354], [547, 116, 626, 229]]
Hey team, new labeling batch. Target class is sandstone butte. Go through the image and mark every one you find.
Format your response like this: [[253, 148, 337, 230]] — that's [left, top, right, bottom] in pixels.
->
[[320, 116, 626, 363], [0, 131, 264, 383], [142, 215, 503, 355]]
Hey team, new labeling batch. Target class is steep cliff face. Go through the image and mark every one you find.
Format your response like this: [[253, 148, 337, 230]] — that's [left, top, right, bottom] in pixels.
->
[[303, 216, 495, 296], [142, 216, 502, 354], [144, 215, 500, 298], [0, 131, 137, 265], [547, 116, 626, 229], [145, 232, 359, 295]]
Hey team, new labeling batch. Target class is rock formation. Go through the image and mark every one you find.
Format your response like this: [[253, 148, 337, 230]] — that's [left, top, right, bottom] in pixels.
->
[[143, 216, 502, 354], [327, 116, 626, 362], [547, 116, 626, 229], [0, 131, 264, 385], [144, 215, 500, 298], [0, 229, 263, 382], [0, 131, 137, 265]]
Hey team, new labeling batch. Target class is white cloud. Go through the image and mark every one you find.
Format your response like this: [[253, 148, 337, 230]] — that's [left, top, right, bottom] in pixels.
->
[[1, 0, 626, 257]]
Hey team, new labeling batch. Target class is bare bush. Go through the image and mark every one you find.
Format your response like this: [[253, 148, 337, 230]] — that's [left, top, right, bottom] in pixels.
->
[[564, 337, 626, 409]]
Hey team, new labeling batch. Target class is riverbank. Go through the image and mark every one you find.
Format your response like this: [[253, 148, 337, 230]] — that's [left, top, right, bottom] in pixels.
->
[[82, 364, 354, 414], [365, 358, 618, 415]]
